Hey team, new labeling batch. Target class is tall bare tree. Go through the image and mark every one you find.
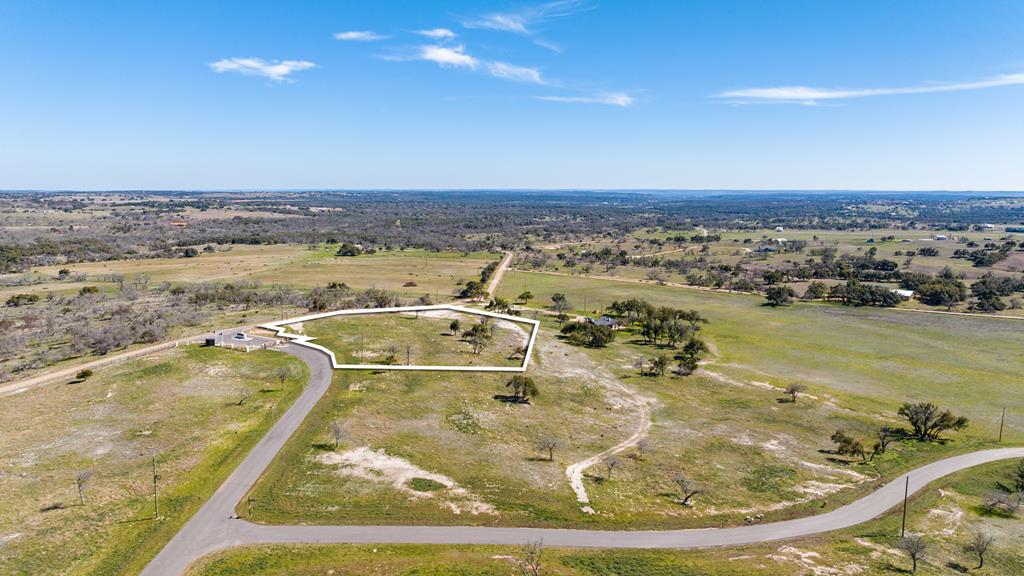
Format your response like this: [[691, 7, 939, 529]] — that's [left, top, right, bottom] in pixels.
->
[[516, 540, 543, 576], [603, 455, 621, 480], [537, 437, 559, 461], [328, 420, 346, 450], [75, 470, 94, 506], [964, 530, 994, 569], [784, 383, 806, 403], [897, 534, 927, 573], [671, 473, 703, 506]]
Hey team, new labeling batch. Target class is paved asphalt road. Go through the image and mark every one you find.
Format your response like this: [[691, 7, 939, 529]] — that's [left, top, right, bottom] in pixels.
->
[[142, 332, 1024, 575]]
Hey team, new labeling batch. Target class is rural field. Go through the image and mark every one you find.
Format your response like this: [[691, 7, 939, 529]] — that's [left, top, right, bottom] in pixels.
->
[[31, 246, 497, 298], [187, 458, 1024, 575], [282, 308, 533, 368], [0, 345, 308, 576], [237, 268, 1022, 536]]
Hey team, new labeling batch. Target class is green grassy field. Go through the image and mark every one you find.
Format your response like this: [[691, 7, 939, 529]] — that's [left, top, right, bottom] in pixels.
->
[[237, 273, 1017, 530], [288, 309, 532, 368], [188, 459, 1024, 575], [0, 345, 308, 576], [500, 270, 1024, 436]]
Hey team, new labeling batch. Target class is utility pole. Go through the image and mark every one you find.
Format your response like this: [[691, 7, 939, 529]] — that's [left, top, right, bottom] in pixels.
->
[[406, 345, 411, 366], [152, 455, 159, 520], [998, 407, 1006, 442], [900, 476, 909, 537], [247, 497, 255, 518]]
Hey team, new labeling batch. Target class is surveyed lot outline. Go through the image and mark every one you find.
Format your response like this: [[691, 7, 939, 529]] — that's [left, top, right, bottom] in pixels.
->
[[260, 303, 540, 372]]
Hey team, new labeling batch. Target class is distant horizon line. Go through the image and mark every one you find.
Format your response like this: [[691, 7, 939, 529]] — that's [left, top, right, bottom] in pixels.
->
[[3, 188, 1024, 195]]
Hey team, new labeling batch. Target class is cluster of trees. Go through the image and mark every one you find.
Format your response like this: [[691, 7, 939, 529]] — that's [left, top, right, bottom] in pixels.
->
[[969, 272, 1024, 312], [953, 240, 1017, 267], [900, 267, 968, 308], [560, 322, 615, 347], [607, 299, 707, 347], [457, 261, 501, 300], [825, 279, 903, 307], [831, 402, 967, 463]]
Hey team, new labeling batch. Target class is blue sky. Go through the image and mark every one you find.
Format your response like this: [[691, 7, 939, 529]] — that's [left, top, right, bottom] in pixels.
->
[[2, 0, 1023, 190]]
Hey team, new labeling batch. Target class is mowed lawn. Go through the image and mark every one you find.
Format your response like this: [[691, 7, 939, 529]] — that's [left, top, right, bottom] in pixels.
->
[[289, 309, 532, 368], [0, 346, 308, 576], [499, 270, 1024, 439], [32, 246, 498, 297]]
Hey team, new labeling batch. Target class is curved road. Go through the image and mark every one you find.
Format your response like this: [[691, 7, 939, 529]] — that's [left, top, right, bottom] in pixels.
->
[[143, 336, 1024, 575]]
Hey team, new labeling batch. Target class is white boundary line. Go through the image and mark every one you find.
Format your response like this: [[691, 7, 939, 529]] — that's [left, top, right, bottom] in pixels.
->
[[260, 304, 540, 373]]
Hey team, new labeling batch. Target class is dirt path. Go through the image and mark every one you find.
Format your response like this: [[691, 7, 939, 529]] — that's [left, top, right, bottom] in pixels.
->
[[538, 336, 653, 514], [0, 332, 216, 397], [486, 251, 514, 296]]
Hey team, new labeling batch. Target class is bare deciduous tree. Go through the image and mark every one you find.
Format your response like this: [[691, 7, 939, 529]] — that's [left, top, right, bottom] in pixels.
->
[[328, 420, 346, 450], [537, 437, 559, 461], [75, 470, 94, 506], [897, 534, 927, 573], [236, 389, 254, 406], [784, 383, 806, 403], [671, 473, 703, 506], [516, 539, 543, 576], [964, 530, 995, 569], [273, 365, 294, 390], [603, 455, 621, 480]]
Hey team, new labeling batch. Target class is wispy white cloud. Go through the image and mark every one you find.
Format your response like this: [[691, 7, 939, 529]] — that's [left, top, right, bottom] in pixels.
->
[[415, 28, 457, 40], [209, 57, 317, 82], [537, 92, 635, 107], [333, 30, 389, 41], [486, 61, 545, 85], [417, 44, 478, 69], [462, 0, 593, 35], [718, 72, 1024, 104]]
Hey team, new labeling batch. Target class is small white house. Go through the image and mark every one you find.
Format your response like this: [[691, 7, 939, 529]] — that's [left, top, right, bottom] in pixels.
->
[[588, 316, 624, 329], [775, 226, 785, 232], [892, 289, 915, 300], [934, 234, 948, 240]]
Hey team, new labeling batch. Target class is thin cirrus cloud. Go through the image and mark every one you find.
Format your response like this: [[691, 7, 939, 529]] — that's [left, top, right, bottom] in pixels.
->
[[412, 45, 546, 86], [209, 57, 317, 82], [416, 44, 478, 69], [462, 0, 593, 34], [718, 72, 1024, 104], [415, 28, 457, 40], [333, 30, 389, 41], [537, 92, 635, 107]]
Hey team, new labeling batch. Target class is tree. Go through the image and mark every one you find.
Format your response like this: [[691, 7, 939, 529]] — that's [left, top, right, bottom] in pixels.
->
[[765, 286, 797, 306], [236, 389, 254, 406], [75, 470, 94, 506], [784, 383, 806, 403], [458, 280, 488, 300], [537, 437, 559, 461], [1011, 458, 1024, 494], [676, 337, 707, 375], [181, 247, 199, 258], [671, 474, 703, 506], [897, 534, 927, 573], [873, 426, 894, 456], [897, 402, 968, 441], [517, 291, 533, 305], [651, 354, 669, 376], [506, 375, 539, 403], [448, 318, 461, 336], [328, 420, 346, 450], [273, 366, 293, 390], [560, 322, 615, 347], [830, 430, 866, 461], [75, 369, 94, 381], [462, 323, 493, 354], [551, 293, 572, 323], [335, 243, 362, 257], [603, 455, 621, 479], [802, 281, 829, 300], [516, 540, 543, 576], [634, 359, 646, 377], [963, 530, 994, 569]]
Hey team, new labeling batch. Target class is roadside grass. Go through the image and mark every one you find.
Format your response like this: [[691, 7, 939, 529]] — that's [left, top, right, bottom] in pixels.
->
[[0, 345, 308, 576], [290, 309, 531, 368], [189, 459, 1024, 576], [31, 245, 496, 297]]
